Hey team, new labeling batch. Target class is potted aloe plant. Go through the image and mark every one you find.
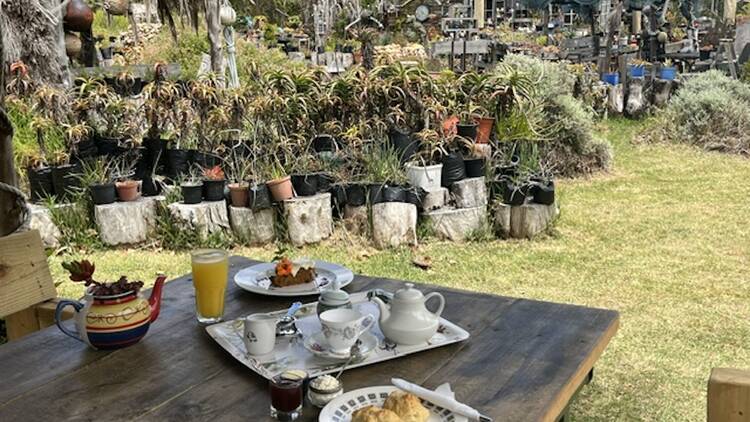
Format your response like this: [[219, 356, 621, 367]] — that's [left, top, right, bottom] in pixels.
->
[[266, 160, 293, 202], [291, 153, 320, 197], [406, 129, 447, 191], [80, 158, 116, 205], [225, 152, 252, 208], [201, 165, 226, 202], [180, 167, 203, 205], [363, 144, 408, 204], [167, 98, 198, 181], [112, 155, 140, 202]]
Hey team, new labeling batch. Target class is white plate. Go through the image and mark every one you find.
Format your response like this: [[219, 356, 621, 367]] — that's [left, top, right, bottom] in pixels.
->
[[303, 331, 379, 361], [319, 386, 460, 422], [234, 261, 354, 297]]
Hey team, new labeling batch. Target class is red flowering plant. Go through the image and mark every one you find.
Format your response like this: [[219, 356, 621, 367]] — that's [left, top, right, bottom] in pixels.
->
[[62, 260, 144, 296]]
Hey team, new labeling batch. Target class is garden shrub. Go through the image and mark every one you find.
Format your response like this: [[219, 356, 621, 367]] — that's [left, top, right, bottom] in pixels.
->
[[646, 70, 750, 156], [502, 53, 577, 99]]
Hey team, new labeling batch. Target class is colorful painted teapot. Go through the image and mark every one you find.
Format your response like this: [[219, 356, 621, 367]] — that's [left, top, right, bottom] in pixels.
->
[[54, 275, 166, 350]]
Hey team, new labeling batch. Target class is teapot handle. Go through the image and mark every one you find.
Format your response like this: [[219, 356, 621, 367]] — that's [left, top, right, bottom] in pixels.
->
[[424, 292, 445, 318], [55, 300, 85, 342]]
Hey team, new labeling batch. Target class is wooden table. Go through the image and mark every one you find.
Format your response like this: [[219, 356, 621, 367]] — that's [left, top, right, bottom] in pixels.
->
[[0, 257, 619, 421]]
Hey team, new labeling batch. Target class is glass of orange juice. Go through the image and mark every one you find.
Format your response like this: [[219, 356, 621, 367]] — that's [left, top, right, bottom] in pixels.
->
[[191, 249, 229, 323]]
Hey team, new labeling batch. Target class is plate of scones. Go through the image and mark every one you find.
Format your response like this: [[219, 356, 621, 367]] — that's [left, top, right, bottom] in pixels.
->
[[319, 387, 463, 422], [234, 257, 354, 297]]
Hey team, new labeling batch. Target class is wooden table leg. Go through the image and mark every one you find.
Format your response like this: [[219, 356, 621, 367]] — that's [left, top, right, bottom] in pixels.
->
[[556, 368, 595, 422]]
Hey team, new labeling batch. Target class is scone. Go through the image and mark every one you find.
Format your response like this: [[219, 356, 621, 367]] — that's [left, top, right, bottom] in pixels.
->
[[383, 391, 429, 422], [351, 405, 403, 422]]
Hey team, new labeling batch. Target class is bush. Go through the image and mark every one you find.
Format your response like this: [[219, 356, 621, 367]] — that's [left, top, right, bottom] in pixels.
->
[[501, 53, 577, 99], [646, 70, 750, 155]]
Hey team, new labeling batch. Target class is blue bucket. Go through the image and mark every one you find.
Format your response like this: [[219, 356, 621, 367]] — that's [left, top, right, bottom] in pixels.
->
[[629, 64, 645, 78], [602, 72, 620, 85], [660, 66, 677, 81]]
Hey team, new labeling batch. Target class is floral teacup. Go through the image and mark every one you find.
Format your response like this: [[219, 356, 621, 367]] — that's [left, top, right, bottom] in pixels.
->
[[319, 309, 375, 353]]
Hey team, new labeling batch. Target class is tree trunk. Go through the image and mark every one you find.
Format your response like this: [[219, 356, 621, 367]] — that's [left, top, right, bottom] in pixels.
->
[[0, 109, 23, 237], [205, 0, 223, 75]]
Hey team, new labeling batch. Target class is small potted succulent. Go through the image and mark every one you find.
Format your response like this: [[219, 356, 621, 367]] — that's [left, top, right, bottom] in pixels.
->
[[112, 156, 141, 202], [459, 138, 487, 179], [363, 145, 408, 204], [80, 158, 116, 205], [201, 165, 226, 202], [180, 167, 203, 205], [291, 153, 320, 197], [530, 166, 555, 205], [225, 153, 252, 208], [266, 160, 293, 202]]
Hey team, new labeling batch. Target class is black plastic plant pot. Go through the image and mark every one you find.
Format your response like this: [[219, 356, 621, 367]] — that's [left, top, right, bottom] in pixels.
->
[[404, 187, 424, 208], [381, 185, 406, 203], [388, 128, 420, 163], [503, 181, 529, 206], [27, 167, 54, 202], [100, 47, 114, 60], [317, 173, 335, 193], [311, 135, 338, 153], [345, 183, 367, 207], [73, 137, 98, 161], [95, 135, 125, 157], [51, 164, 82, 202], [330, 184, 347, 218], [142, 137, 167, 174], [369, 183, 386, 205], [498, 164, 518, 179], [191, 151, 221, 169], [531, 180, 555, 205], [181, 184, 203, 204], [456, 122, 478, 140], [248, 184, 272, 210], [441, 152, 467, 187], [90, 183, 116, 205], [292, 174, 319, 197], [166, 148, 191, 180], [141, 177, 163, 197], [203, 179, 226, 201], [464, 158, 486, 178]]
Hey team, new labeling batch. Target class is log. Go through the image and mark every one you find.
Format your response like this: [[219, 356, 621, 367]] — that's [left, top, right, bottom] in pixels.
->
[[708, 368, 750, 422], [205, 0, 223, 75], [0, 108, 24, 237]]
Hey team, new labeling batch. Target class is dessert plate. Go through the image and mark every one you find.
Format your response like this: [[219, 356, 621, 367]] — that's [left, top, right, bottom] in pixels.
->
[[303, 331, 379, 361], [234, 261, 354, 297], [319, 386, 463, 422]]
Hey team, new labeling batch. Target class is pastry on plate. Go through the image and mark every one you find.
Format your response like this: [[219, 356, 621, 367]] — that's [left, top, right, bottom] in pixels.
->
[[351, 405, 403, 422], [270, 257, 316, 287], [383, 391, 429, 422]]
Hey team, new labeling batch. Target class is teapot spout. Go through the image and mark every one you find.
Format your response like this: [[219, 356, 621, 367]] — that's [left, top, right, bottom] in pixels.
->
[[371, 297, 390, 325], [149, 274, 167, 323]]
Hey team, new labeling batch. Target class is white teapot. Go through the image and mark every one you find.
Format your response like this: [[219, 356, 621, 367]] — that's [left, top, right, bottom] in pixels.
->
[[371, 283, 445, 345]]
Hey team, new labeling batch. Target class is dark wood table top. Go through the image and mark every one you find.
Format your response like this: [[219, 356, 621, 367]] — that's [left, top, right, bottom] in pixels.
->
[[0, 256, 619, 422]]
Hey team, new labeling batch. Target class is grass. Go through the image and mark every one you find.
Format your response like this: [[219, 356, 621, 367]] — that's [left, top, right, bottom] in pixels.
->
[[45, 118, 750, 421]]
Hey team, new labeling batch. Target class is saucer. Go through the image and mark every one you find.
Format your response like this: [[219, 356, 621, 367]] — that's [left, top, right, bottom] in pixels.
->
[[303, 331, 378, 360]]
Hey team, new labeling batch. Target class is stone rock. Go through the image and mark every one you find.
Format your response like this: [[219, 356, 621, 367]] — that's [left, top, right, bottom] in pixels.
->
[[343, 205, 368, 235], [371, 202, 417, 249], [626, 78, 645, 116], [27, 204, 61, 249], [283, 193, 333, 246], [608, 84, 624, 114], [421, 187, 448, 211], [168, 200, 230, 237], [422, 206, 487, 242], [229, 206, 275, 245], [450, 177, 487, 209], [493, 202, 511, 239], [95, 197, 159, 246], [509, 203, 560, 239]]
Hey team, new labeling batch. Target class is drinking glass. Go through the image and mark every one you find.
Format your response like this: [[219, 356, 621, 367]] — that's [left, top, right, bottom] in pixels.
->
[[269, 375, 304, 421], [190, 249, 229, 324]]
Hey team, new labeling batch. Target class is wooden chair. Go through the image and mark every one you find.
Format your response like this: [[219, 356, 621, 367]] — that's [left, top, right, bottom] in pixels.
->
[[708, 368, 750, 422], [0, 230, 73, 341]]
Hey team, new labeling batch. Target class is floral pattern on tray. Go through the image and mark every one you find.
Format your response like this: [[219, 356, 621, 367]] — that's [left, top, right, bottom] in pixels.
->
[[206, 292, 470, 380]]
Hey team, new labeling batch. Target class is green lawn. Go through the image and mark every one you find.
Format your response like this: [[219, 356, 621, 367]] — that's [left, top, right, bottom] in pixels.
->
[[48, 118, 750, 421]]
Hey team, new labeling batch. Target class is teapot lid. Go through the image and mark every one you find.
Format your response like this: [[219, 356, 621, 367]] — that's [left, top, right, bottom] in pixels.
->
[[393, 283, 424, 302]]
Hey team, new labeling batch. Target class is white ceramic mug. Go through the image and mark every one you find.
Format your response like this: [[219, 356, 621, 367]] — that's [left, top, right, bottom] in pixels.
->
[[243, 313, 277, 356], [319, 309, 375, 353]]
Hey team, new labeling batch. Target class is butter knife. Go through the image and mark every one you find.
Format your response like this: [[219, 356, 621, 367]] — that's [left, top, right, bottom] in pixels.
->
[[391, 378, 493, 422]]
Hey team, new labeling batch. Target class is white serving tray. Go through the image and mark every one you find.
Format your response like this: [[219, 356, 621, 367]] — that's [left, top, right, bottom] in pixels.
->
[[206, 292, 470, 380]]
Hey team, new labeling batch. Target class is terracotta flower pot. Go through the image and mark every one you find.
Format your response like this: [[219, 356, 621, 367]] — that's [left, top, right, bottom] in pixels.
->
[[474, 116, 494, 144], [228, 182, 249, 207], [442, 115, 459, 138], [266, 175, 294, 202], [115, 180, 141, 202]]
